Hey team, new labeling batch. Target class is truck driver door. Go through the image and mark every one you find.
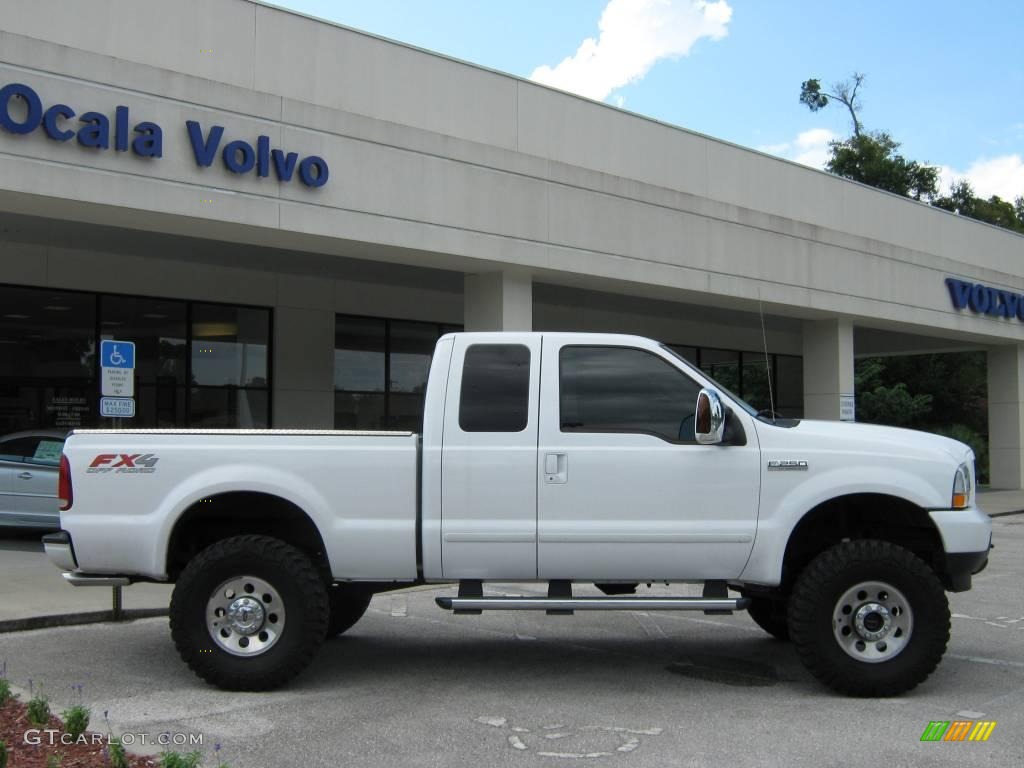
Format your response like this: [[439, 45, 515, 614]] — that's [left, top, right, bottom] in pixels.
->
[[536, 340, 760, 582]]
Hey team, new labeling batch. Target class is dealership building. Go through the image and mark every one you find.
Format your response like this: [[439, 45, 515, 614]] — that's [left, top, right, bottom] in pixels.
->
[[2, 0, 1024, 484]]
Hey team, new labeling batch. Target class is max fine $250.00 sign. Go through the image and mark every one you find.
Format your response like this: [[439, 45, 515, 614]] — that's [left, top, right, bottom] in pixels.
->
[[0, 81, 329, 188]]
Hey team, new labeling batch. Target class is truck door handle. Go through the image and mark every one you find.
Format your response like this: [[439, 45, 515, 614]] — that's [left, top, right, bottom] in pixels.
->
[[544, 453, 568, 484], [17, 472, 33, 480]]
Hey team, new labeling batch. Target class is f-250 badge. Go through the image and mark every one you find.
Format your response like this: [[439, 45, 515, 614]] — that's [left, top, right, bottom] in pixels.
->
[[87, 453, 160, 474], [767, 459, 808, 471]]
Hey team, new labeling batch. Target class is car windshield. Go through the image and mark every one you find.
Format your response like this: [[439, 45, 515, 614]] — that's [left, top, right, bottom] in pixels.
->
[[660, 344, 762, 419]]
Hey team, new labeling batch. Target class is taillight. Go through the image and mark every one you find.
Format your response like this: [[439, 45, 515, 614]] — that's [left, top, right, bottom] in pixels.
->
[[58, 454, 73, 511]]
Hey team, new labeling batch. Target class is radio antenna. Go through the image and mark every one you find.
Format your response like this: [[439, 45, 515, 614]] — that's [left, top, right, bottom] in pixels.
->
[[759, 295, 776, 423]]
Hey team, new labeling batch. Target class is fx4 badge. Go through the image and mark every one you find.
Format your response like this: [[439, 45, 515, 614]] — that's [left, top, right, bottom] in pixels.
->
[[87, 453, 160, 474], [768, 459, 808, 471]]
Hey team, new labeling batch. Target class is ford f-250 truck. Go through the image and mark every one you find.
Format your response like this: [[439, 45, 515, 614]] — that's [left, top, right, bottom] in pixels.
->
[[44, 333, 992, 696]]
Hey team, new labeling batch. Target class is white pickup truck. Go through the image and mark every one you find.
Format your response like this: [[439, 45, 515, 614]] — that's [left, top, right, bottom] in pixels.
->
[[44, 332, 991, 696]]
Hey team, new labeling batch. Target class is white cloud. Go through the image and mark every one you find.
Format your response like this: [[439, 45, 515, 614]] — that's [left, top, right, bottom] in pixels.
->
[[757, 128, 838, 169], [530, 0, 732, 102], [939, 154, 1024, 201]]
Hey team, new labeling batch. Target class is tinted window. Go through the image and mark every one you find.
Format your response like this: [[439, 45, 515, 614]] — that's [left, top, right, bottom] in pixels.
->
[[99, 295, 187, 385], [0, 285, 95, 381], [334, 316, 386, 392], [560, 346, 701, 442], [459, 345, 530, 432], [191, 304, 270, 387]]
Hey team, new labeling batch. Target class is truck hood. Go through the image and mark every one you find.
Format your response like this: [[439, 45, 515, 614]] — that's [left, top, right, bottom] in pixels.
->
[[771, 419, 972, 464]]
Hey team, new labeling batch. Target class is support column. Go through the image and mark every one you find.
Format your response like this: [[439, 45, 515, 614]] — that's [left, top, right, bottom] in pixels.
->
[[463, 271, 532, 331], [987, 345, 1024, 489], [272, 276, 337, 428], [802, 319, 855, 421]]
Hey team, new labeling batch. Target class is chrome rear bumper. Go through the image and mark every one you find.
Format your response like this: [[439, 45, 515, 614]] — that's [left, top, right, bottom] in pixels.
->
[[44, 531, 131, 587], [42, 531, 77, 571]]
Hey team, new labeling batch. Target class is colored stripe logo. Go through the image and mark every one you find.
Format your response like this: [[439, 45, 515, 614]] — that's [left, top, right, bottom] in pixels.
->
[[920, 720, 996, 742]]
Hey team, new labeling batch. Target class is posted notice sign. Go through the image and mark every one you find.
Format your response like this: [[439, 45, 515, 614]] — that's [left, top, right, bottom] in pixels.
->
[[100, 397, 136, 418], [100, 339, 135, 403]]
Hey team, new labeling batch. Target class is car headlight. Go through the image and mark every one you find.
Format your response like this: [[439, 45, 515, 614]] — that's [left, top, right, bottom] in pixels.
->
[[952, 463, 972, 509]]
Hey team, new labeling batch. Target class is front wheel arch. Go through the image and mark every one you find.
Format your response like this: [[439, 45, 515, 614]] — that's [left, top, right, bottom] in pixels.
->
[[781, 494, 945, 591]]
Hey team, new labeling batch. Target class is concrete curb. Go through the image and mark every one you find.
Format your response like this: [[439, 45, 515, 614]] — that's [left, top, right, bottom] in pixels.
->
[[989, 509, 1024, 518], [0, 607, 168, 634]]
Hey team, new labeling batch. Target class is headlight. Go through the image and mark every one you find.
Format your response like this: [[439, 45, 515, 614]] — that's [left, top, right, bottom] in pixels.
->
[[952, 463, 972, 509]]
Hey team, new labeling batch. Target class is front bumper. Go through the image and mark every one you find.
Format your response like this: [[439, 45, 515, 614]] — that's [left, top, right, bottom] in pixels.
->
[[929, 507, 992, 592], [942, 548, 990, 592]]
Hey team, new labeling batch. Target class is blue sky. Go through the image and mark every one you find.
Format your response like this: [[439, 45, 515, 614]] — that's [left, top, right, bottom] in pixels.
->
[[271, 0, 1024, 201]]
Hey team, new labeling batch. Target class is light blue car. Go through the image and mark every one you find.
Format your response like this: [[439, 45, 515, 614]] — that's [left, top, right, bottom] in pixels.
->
[[0, 430, 66, 530]]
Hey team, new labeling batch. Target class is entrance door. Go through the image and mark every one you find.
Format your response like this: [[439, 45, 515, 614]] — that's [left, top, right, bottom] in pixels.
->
[[440, 335, 540, 579], [537, 340, 760, 581]]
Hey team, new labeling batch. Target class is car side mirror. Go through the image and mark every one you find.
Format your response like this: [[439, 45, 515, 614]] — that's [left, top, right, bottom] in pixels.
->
[[695, 388, 725, 445]]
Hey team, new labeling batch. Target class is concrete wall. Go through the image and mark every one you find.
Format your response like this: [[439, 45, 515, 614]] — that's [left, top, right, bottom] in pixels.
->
[[0, 0, 1022, 350]]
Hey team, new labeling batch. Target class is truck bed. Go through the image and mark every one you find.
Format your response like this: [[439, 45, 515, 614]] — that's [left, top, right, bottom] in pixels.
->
[[62, 428, 421, 581]]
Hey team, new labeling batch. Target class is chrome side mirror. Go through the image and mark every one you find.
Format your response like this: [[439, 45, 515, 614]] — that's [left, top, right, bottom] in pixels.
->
[[695, 388, 725, 445]]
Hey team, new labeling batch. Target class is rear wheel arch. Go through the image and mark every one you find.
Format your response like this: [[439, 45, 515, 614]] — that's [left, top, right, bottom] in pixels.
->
[[166, 491, 330, 581]]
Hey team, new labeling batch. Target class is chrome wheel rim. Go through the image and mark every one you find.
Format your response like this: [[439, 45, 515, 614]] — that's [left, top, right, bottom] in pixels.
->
[[206, 576, 285, 657], [832, 580, 913, 663]]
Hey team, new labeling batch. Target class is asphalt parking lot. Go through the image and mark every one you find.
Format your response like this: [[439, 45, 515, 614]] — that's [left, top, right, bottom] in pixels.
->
[[1, 516, 1022, 768]]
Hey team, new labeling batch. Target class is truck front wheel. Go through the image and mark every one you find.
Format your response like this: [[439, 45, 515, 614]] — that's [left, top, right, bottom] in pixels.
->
[[788, 539, 949, 697], [170, 535, 329, 690]]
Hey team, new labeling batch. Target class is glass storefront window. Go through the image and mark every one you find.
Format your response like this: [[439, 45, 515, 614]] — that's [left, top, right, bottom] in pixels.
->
[[100, 295, 187, 385], [389, 321, 437, 394], [334, 392, 386, 430], [0, 284, 272, 433], [191, 304, 269, 387], [190, 387, 268, 428], [0, 285, 95, 380], [741, 352, 773, 413], [334, 317, 385, 392], [334, 315, 460, 430], [701, 348, 741, 394]]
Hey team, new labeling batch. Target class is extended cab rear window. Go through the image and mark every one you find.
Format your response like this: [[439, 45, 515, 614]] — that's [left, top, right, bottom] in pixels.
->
[[459, 344, 531, 432]]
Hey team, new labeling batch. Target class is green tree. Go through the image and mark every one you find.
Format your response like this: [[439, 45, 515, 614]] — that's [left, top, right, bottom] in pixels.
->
[[799, 73, 939, 201], [799, 73, 865, 137], [855, 358, 933, 427], [828, 132, 939, 200], [933, 180, 1024, 233], [855, 353, 989, 482]]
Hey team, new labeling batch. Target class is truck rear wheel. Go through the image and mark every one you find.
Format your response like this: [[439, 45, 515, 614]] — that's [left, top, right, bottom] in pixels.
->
[[788, 539, 949, 697], [170, 535, 329, 691], [326, 587, 372, 637]]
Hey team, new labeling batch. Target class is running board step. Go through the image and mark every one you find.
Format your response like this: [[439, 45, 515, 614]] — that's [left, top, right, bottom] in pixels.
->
[[436, 596, 750, 614]]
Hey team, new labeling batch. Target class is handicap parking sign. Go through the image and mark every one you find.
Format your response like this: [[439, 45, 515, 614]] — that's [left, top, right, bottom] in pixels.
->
[[101, 340, 135, 369]]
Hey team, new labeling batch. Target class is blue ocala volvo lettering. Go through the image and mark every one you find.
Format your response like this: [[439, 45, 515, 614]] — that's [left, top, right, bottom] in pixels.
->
[[0, 82, 329, 188]]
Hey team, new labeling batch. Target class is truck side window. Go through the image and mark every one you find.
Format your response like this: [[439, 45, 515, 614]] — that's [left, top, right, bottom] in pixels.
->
[[560, 346, 701, 442], [459, 344, 531, 432]]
